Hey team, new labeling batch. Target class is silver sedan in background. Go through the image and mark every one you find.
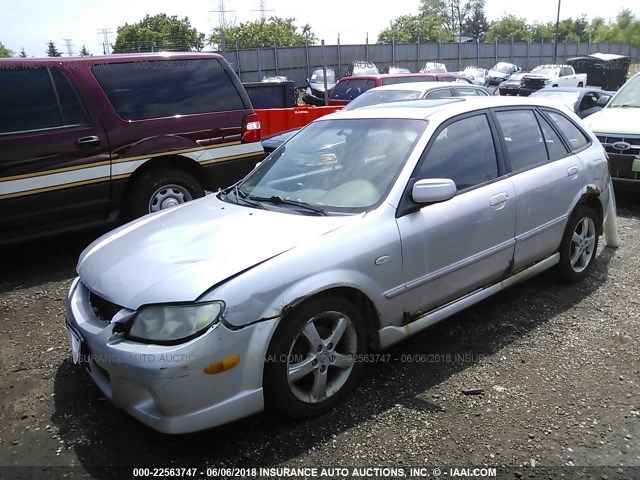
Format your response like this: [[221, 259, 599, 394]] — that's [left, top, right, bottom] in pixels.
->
[[66, 97, 617, 433]]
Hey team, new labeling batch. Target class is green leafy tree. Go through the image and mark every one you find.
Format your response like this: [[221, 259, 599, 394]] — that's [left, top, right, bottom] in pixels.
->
[[378, 14, 452, 43], [46, 40, 62, 57], [79, 44, 91, 56], [462, 0, 488, 41], [113, 14, 206, 53], [485, 15, 530, 42], [211, 17, 317, 49], [0, 41, 12, 57], [19, 47, 27, 57]]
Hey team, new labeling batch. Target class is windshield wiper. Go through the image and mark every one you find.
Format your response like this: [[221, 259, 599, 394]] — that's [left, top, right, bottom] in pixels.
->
[[248, 195, 328, 216], [220, 184, 266, 209]]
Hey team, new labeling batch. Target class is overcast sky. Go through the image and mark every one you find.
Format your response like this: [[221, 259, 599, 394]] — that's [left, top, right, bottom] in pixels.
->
[[2, 0, 638, 57]]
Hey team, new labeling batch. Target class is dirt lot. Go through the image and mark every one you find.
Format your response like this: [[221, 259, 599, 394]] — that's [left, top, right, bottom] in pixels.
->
[[0, 186, 638, 480]]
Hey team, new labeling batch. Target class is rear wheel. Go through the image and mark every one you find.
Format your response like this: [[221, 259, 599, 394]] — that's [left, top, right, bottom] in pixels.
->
[[264, 296, 367, 419], [126, 167, 204, 219], [577, 82, 584, 87], [557, 205, 599, 282]]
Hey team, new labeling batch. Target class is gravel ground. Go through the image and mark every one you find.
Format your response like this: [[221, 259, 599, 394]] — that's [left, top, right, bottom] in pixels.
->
[[0, 186, 638, 480]]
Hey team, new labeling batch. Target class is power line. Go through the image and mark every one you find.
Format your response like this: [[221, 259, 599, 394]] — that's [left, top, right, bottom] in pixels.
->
[[251, 0, 274, 21]]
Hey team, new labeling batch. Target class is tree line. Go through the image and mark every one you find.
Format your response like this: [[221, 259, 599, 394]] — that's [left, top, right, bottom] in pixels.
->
[[1, 5, 638, 58]]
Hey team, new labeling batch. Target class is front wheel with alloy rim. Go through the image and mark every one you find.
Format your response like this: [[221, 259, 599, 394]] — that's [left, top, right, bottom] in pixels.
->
[[557, 205, 599, 282], [264, 296, 367, 419], [126, 167, 205, 219]]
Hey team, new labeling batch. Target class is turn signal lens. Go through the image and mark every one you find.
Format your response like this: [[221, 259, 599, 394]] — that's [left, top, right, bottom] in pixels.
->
[[204, 354, 240, 374]]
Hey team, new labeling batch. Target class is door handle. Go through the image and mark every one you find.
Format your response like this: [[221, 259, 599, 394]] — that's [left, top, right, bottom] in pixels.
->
[[76, 136, 101, 148], [489, 192, 509, 206], [567, 166, 579, 176]]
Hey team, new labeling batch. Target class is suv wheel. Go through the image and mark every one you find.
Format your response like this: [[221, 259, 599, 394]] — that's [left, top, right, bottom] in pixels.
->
[[126, 167, 204, 219], [264, 296, 367, 419], [557, 205, 599, 282]]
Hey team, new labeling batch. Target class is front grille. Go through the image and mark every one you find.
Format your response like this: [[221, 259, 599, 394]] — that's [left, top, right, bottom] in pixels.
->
[[597, 134, 640, 181], [522, 77, 545, 89], [89, 291, 122, 323]]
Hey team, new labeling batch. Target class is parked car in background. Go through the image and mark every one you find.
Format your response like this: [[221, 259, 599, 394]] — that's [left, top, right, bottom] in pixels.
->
[[498, 72, 526, 96], [382, 66, 412, 74], [302, 68, 337, 106], [0, 53, 263, 247], [66, 96, 615, 433], [584, 72, 640, 183], [462, 66, 489, 86], [344, 60, 379, 76], [420, 62, 447, 73], [328, 73, 441, 106], [567, 53, 631, 91], [519, 65, 587, 96], [530, 87, 614, 118], [487, 62, 521, 85], [264, 82, 488, 154]]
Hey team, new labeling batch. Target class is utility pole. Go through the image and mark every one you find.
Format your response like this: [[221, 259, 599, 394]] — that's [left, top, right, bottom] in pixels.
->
[[553, 0, 562, 64], [63, 38, 74, 56], [251, 0, 274, 21], [96, 28, 112, 55]]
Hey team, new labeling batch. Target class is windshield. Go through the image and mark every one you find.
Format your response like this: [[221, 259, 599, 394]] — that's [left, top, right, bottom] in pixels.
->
[[310, 71, 336, 84], [608, 74, 640, 108], [531, 67, 558, 76], [234, 118, 426, 214], [492, 63, 514, 74], [343, 90, 422, 111], [531, 90, 580, 107]]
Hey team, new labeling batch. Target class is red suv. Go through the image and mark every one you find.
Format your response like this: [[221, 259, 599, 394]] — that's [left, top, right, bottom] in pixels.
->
[[0, 53, 263, 246], [328, 73, 470, 105]]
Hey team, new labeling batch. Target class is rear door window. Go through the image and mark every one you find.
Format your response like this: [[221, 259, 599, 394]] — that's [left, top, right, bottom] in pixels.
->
[[50, 69, 88, 126], [0, 69, 61, 134], [424, 88, 455, 99], [91, 59, 245, 120], [495, 109, 548, 172], [455, 87, 487, 96]]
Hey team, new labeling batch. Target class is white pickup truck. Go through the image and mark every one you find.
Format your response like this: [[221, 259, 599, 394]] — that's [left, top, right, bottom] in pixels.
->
[[520, 64, 588, 95]]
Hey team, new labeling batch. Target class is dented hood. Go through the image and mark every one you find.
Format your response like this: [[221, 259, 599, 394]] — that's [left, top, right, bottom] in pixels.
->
[[77, 196, 354, 309]]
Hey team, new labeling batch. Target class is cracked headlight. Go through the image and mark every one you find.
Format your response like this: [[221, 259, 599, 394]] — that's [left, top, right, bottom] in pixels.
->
[[127, 302, 224, 344]]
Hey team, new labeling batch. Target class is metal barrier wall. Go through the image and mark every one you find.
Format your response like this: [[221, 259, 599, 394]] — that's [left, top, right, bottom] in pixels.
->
[[218, 40, 639, 88]]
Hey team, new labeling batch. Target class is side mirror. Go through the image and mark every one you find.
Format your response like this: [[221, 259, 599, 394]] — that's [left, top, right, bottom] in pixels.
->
[[411, 178, 457, 204], [597, 95, 611, 107]]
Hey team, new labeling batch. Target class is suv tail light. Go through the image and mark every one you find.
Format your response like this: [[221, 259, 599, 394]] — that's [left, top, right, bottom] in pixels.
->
[[242, 113, 261, 143]]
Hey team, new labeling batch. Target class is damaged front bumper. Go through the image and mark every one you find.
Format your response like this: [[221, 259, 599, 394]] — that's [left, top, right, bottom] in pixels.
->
[[65, 278, 279, 434]]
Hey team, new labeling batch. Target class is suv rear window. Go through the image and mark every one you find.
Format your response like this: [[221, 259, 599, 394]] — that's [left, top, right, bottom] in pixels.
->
[[91, 59, 245, 120], [330, 79, 376, 101], [382, 76, 436, 85]]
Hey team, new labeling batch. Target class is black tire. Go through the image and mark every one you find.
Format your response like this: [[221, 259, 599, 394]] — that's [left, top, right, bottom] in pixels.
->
[[557, 205, 599, 283], [577, 82, 584, 87], [264, 296, 367, 419], [126, 167, 204, 220]]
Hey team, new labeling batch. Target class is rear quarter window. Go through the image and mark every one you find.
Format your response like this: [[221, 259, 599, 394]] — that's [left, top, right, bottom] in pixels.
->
[[91, 59, 245, 120], [543, 110, 590, 152]]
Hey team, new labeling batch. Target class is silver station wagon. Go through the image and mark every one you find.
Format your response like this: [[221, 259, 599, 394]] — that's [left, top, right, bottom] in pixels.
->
[[66, 97, 618, 434]]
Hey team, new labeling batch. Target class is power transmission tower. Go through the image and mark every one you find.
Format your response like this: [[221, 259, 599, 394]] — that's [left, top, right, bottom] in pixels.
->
[[63, 38, 74, 56], [251, 0, 274, 21], [211, 0, 235, 29], [96, 28, 113, 55]]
